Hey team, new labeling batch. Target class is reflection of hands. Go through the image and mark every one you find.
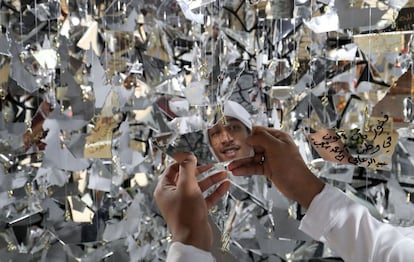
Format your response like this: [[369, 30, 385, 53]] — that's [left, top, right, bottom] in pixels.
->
[[228, 126, 324, 208], [154, 154, 230, 251]]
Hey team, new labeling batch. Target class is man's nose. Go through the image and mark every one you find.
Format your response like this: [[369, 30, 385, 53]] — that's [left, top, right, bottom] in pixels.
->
[[220, 130, 233, 143]]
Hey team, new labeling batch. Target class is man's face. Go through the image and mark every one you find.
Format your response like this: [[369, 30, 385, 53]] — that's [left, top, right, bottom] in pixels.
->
[[207, 117, 253, 162]]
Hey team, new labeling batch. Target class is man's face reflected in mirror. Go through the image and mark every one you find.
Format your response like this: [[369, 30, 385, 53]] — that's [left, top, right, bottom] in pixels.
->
[[207, 117, 253, 162]]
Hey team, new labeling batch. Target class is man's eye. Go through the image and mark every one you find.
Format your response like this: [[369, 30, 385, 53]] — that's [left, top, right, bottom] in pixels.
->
[[227, 124, 240, 131], [211, 130, 220, 137]]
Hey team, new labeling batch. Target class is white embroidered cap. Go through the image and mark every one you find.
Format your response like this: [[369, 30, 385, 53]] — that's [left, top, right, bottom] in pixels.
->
[[222, 100, 252, 131]]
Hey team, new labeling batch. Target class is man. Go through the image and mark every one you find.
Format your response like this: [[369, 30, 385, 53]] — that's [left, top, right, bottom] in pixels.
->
[[207, 100, 254, 162], [157, 100, 260, 261], [155, 126, 414, 262]]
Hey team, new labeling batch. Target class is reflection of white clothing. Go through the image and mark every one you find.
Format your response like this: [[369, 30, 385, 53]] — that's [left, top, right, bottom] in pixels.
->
[[166, 242, 215, 262], [167, 184, 414, 262], [299, 184, 414, 262], [166, 216, 237, 262]]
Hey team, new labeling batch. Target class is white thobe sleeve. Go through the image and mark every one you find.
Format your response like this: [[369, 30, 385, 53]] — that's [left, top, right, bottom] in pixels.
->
[[166, 242, 215, 262], [299, 184, 414, 262]]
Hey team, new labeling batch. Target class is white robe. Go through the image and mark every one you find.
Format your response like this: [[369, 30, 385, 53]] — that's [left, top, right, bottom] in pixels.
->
[[167, 184, 414, 262]]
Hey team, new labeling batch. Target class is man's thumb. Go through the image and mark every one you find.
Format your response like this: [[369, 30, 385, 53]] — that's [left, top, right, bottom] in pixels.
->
[[177, 154, 198, 187]]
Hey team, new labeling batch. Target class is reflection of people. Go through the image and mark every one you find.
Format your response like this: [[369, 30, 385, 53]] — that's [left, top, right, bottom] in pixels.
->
[[156, 126, 414, 261], [206, 100, 260, 261], [207, 100, 254, 162], [23, 100, 53, 151], [153, 154, 230, 261]]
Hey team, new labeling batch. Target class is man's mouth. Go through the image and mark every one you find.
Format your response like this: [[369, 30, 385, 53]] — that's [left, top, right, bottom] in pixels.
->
[[221, 146, 240, 158]]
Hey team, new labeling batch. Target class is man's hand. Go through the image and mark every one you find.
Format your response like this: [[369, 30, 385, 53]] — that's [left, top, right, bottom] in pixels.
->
[[228, 126, 324, 208], [154, 154, 230, 251]]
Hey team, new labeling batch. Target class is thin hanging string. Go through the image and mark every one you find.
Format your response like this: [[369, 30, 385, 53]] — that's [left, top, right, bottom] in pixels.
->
[[36, 0, 43, 127], [293, 15, 298, 84], [114, 0, 120, 80], [368, 7, 372, 85], [104, 1, 109, 88], [123, 3, 129, 67], [278, 17, 284, 129], [217, 4, 222, 107], [17, 3, 25, 122], [96, 0, 101, 241], [213, 6, 216, 102], [101, 0, 113, 243], [209, 7, 215, 102], [365, 5, 373, 202], [210, 5, 220, 123], [307, 2, 313, 169], [56, 1, 63, 113], [291, 14, 299, 123], [19, 4, 23, 49]]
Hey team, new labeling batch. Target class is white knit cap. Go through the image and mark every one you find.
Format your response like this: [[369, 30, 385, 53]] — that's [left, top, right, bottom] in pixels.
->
[[222, 100, 252, 131]]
